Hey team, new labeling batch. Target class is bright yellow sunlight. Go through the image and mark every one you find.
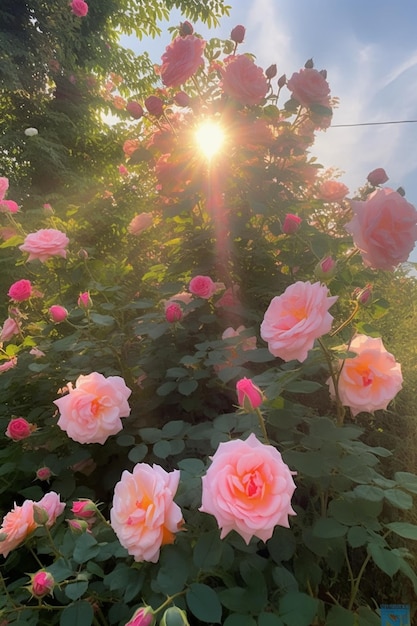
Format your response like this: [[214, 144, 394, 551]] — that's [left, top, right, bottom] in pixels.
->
[[195, 120, 225, 159]]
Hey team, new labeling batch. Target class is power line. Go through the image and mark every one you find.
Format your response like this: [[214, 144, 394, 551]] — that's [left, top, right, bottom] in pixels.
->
[[332, 119, 417, 128]]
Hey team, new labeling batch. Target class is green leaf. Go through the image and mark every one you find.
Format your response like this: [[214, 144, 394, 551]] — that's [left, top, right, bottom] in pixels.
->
[[186, 583, 222, 623], [90, 312, 115, 326], [347, 526, 368, 548], [367, 543, 401, 576], [223, 616, 257, 626], [65, 581, 88, 601], [73, 533, 100, 564], [394, 471, 417, 494], [325, 605, 355, 626], [272, 567, 298, 594], [60, 601, 93, 626], [156, 381, 177, 396], [47, 558, 74, 583], [353, 485, 384, 502], [356, 606, 380, 626], [258, 614, 285, 626], [178, 379, 198, 396], [128, 444, 148, 463], [267, 527, 297, 562], [312, 518, 347, 539], [193, 530, 224, 569], [162, 420, 187, 436], [138, 428, 162, 443], [384, 488, 413, 510], [279, 592, 318, 626], [153, 439, 172, 458], [116, 434, 135, 447], [386, 521, 417, 540]]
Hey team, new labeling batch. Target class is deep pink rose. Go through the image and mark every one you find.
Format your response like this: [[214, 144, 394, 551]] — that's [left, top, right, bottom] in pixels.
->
[[0, 177, 9, 201], [346, 188, 417, 270], [49, 305, 68, 323], [0, 500, 36, 558], [173, 91, 191, 107], [36, 467, 52, 481], [128, 213, 153, 235], [165, 302, 182, 323], [318, 180, 349, 202], [367, 168, 388, 186], [125, 606, 155, 626], [71, 500, 97, 519], [230, 25, 246, 44], [8, 279, 32, 302], [145, 95, 164, 117], [221, 55, 268, 106], [19, 229, 69, 262], [31, 571, 55, 598], [70, 0, 88, 17], [0, 200, 19, 213], [260, 281, 338, 362], [287, 68, 331, 107], [54, 372, 131, 444], [282, 213, 302, 234], [327, 334, 403, 416], [126, 101, 144, 119], [36, 492, 65, 527], [200, 433, 296, 544], [110, 463, 183, 562], [189, 275, 216, 299], [236, 378, 263, 411], [160, 35, 206, 87], [78, 291, 92, 308], [0, 317, 20, 342], [5, 417, 35, 441]]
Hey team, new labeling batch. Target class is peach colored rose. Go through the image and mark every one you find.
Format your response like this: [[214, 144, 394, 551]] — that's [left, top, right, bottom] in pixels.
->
[[5, 417, 35, 441], [0, 177, 9, 201], [327, 334, 403, 417], [189, 275, 216, 299], [0, 499, 36, 558], [110, 463, 183, 562], [346, 188, 417, 270], [260, 281, 338, 362], [318, 180, 349, 202], [54, 372, 131, 445], [287, 68, 331, 107], [19, 229, 69, 262], [128, 213, 153, 235], [221, 55, 268, 106], [0, 317, 20, 342], [36, 491, 65, 527], [160, 35, 206, 87], [200, 434, 296, 544], [8, 279, 32, 302]]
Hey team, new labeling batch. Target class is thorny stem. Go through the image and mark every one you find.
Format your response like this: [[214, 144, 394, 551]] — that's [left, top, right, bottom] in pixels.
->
[[154, 591, 187, 615], [317, 337, 345, 425], [255, 407, 270, 444], [330, 301, 359, 337]]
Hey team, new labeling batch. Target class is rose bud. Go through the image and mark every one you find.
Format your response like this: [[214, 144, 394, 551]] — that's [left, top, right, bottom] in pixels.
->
[[160, 607, 190, 626], [49, 305, 68, 323], [367, 167, 388, 186], [265, 64, 277, 80], [304, 58, 314, 68], [173, 91, 191, 107], [165, 303, 183, 323], [314, 256, 337, 281], [277, 73, 287, 88], [282, 213, 302, 234], [71, 500, 98, 519], [36, 467, 53, 481], [126, 101, 144, 119], [353, 284, 372, 306], [179, 21, 194, 36], [77, 291, 92, 308], [230, 25, 246, 44], [145, 95, 164, 117], [125, 606, 156, 626], [236, 377, 263, 411], [30, 571, 55, 598]]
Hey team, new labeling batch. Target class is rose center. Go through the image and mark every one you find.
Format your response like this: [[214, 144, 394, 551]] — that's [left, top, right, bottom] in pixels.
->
[[242, 470, 264, 499]]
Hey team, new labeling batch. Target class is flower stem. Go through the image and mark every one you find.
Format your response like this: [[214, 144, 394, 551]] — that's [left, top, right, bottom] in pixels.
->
[[255, 407, 270, 444], [317, 337, 345, 425]]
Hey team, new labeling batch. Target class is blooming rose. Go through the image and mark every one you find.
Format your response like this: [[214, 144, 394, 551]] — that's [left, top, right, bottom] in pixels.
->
[[260, 281, 338, 362], [49, 305, 68, 323], [0, 317, 20, 342], [189, 275, 216, 299], [8, 279, 32, 302], [318, 180, 349, 202], [54, 372, 132, 444], [200, 434, 296, 544], [367, 167, 388, 186], [128, 213, 153, 235], [282, 213, 302, 234], [31, 571, 55, 597], [221, 55, 268, 106], [222, 325, 257, 351], [0, 357, 17, 373], [110, 463, 183, 562], [19, 229, 69, 262], [287, 68, 331, 107], [0, 500, 37, 558], [236, 378, 263, 411], [0, 200, 19, 213], [125, 606, 155, 626], [160, 35, 206, 87], [327, 334, 403, 417], [0, 177, 9, 201], [5, 417, 35, 441], [118, 164, 129, 176], [70, 0, 88, 17], [346, 188, 417, 270], [36, 491, 65, 527]]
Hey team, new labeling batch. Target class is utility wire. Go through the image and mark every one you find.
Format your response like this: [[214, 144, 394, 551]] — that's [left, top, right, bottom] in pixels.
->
[[332, 119, 417, 128]]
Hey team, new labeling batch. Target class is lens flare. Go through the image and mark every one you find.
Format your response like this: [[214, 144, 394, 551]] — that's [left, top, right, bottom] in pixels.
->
[[195, 121, 225, 159]]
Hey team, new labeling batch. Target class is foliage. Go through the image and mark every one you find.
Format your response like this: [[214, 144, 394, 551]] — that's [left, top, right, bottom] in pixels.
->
[[1, 11, 417, 626]]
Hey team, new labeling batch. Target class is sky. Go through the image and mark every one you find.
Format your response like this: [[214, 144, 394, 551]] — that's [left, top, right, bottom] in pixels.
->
[[123, 0, 417, 262]]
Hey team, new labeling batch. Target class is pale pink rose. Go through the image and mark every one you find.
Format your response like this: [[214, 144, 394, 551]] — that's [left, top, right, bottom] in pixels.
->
[[215, 284, 241, 309], [19, 229, 69, 262], [160, 35, 206, 87], [70, 0, 88, 17], [110, 463, 183, 562], [260, 281, 338, 362], [287, 68, 331, 107], [166, 291, 193, 307], [282, 213, 302, 234], [200, 433, 296, 544], [0, 200, 19, 213], [346, 188, 417, 270], [189, 275, 216, 299], [128, 213, 153, 235], [5, 417, 35, 441], [0, 226, 18, 241], [327, 334, 403, 417], [30, 347, 46, 358], [8, 279, 32, 302], [36, 491, 65, 527], [221, 55, 268, 106], [0, 500, 36, 558], [54, 372, 132, 444], [0, 357, 17, 373], [31, 571, 55, 597], [49, 305, 68, 323], [0, 177, 9, 201], [125, 606, 155, 626], [0, 317, 20, 342], [318, 180, 349, 202], [367, 167, 388, 186], [236, 378, 263, 411], [222, 325, 257, 351]]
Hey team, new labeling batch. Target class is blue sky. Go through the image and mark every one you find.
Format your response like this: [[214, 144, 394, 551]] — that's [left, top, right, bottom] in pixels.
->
[[124, 0, 417, 262]]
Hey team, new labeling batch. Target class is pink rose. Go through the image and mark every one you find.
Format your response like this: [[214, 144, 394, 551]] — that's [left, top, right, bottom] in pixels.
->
[[0, 317, 20, 342], [71, 500, 97, 519], [110, 463, 183, 562], [70, 0, 88, 17], [0, 177, 9, 201], [36, 467, 53, 481], [54, 372, 132, 444], [78, 291, 92, 308], [200, 433, 296, 544], [328, 335, 403, 416], [0, 200, 19, 213], [36, 492, 65, 527], [282, 213, 302, 234], [173, 91, 191, 107], [144, 95, 164, 117], [49, 305, 68, 323], [0, 500, 36, 558], [0, 357, 17, 373], [123, 139, 140, 157], [31, 571, 55, 597], [160, 35, 206, 87], [19, 229, 69, 262], [5, 417, 35, 441], [318, 180, 349, 202], [118, 164, 129, 176], [260, 281, 338, 362], [8, 279, 32, 302], [314, 256, 337, 281], [221, 55, 268, 106], [215, 284, 241, 309], [128, 213, 153, 235], [287, 68, 331, 107], [189, 275, 216, 299], [367, 168, 388, 186], [30, 347, 46, 358], [126, 101, 144, 119], [165, 302, 182, 323], [346, 188, 417, 270], [222, 325, 257, 351], [236, 378, 263, 411], [125, 606, 155, 626]]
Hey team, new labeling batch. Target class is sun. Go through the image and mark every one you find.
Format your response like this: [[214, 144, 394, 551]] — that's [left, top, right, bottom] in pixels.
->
[[195, 120, 225, 159]]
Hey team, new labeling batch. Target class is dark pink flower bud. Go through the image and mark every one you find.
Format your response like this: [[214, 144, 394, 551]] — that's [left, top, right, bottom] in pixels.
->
[[315, 256, 337, 280], [277, 73, 287, 88], [367, 168, 388, 186], [126, 101, 144, 119], [353, 284, 372, 306], [145, 95, 164, 117], [165, 302, 183, 323], [125, 606, 156, 626], [5, 417, 35, 441], [71, 499, 97, 519], [179, 21, 194, 36], [230, 25, 246, 44], [265, 64, 277, 79], [236, 377, 263, 411], [31, 571, 55, 598], [282, 213, 302, 234], [49, 305, 68, 323], [36, 467, 53, 481], [174, 91, 191, 107]]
